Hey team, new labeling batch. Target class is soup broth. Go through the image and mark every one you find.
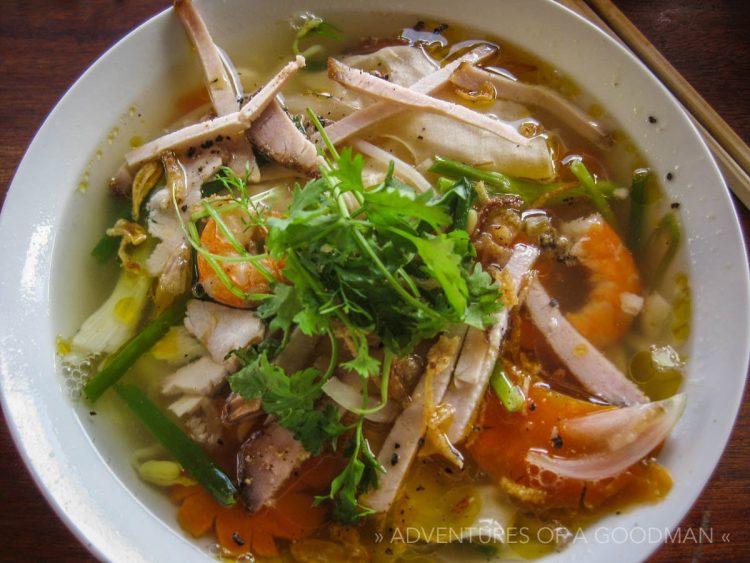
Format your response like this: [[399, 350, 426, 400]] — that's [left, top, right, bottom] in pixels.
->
[[58, 5, 689, 561]]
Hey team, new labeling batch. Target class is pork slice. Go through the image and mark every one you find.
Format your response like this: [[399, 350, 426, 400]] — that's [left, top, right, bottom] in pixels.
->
[[444, 244, 539, 443], [174, 0, 259, 180], [183, 299, 265, 364], [360, 328, 466, 514], [525, 279, 648, 406], [161, 355, 227, 396], [125, 56, 305, 170], [248, 100, 323, 176], [327, 57, 529, 147], [237, 422, 311, 511], [322, 44, 496, 146]]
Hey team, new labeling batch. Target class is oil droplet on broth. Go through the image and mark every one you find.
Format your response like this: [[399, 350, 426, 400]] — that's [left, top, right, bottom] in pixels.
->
[[114, 296, 139, 325], [107, 126, 120, 145]]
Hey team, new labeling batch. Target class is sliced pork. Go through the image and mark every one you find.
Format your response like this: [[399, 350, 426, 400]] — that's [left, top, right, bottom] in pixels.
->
[[327, 57, 529, 146], [525, 280, 648, 406], [183, 299, 265, 365], [237, 422, 311, 511]]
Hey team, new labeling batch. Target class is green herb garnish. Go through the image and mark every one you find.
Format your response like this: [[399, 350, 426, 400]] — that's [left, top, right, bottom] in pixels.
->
[[226, 111, 502, 522], [291, 15, 341, 72]]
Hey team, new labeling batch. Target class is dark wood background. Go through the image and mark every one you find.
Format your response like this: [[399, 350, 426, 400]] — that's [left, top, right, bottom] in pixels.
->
[[0, 1, 747, 561]]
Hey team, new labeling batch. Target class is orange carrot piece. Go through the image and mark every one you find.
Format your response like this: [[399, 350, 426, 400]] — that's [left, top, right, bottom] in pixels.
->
[[177, 488, 220, 537], [272, 491, 328, 536], [251, 529, 279, 558], [169, 484, 202, 505], [468, 385, 667, 510], [215, 505, 254, 556]]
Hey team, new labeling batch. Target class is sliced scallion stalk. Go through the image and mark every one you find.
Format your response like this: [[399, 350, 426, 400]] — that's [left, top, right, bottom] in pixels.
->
[[84, 296, 189, 402], [489, 362, 525, 412], [116, 383, 237, 505]]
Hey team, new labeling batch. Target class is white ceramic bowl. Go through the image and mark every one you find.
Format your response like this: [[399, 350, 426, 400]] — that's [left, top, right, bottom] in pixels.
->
[[1, 0, 748, 561]]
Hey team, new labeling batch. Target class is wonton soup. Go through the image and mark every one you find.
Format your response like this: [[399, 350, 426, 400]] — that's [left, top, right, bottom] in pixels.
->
[[60, 1, 690, 560]]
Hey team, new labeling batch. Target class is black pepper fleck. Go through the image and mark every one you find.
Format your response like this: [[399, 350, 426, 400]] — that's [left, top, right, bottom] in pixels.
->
[[395, 443, 401, 449], [529, 401, 536, 411], [666, 172, 674, 181], [89, 411, 97, 416], [549, 298, 559, 307], [416, 485, 425, 491], [215, 135, 224, 142], [417, 135, 424, 140], [444, 467, 454, 474], [671, 202, 680, 209], [414, 20, 425, 31], [648, 115, 658, 124], [433, 23, 448, 34], [200, 140, 214, 149], [551, 434, 564, 449], [417, 437, 425, 449], [217, 438, 224, 446], [232, 532, 245, 546], [186, 146, 197, 158], [390, 452, 399, 466]]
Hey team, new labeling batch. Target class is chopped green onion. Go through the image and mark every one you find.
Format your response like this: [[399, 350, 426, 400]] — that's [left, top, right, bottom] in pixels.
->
[[291, 16, 340, 72], [568, 159, 617, 227], [84, 296, 189, 402], [627, 168, 650, 254], [429, 156, 614, 206], [489, 362, 525, 412], [116, 383, 237, 505], [90, 233, 121, 263]]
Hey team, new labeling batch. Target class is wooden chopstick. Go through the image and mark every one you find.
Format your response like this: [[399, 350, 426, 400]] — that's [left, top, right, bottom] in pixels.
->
[[555, 0, 750, 209]]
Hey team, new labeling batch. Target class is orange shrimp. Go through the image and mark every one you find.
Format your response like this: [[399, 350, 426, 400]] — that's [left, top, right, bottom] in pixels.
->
[[557, 214, 641, 349], [196, 207, 284, 308]]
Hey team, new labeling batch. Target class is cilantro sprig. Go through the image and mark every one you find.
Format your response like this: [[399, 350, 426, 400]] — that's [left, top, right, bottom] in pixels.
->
[[262, 111, 502, 361], [229, 349, 345, 454]]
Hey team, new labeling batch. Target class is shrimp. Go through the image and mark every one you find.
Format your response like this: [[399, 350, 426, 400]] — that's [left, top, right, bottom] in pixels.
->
[[196, 207, 284, 308], [558, 214, 642, 349]]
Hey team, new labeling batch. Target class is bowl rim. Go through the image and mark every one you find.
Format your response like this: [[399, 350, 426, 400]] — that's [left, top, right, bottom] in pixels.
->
[[1, 0, 748, 561]]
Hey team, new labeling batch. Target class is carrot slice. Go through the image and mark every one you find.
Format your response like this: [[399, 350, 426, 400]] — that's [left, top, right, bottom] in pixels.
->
[[214, 504, 255, 556], [251, 528, 279, 558], [174, 454, 344, 554], [469, 385, 672, 510], [169, 484, 202, 505], [177, 487, 220, 537]]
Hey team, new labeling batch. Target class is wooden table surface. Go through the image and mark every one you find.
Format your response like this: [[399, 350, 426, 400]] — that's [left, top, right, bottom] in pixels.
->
[[0, 1, 748, 561]]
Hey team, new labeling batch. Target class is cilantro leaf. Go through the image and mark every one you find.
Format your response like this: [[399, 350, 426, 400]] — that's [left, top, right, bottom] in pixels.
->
[[364, 183, 450, 231], [328, 147, 365, 194], [390, 228, 469, 316], [315, 418, 383, 524], [431, 177, 476, 231], [256, 283, 303, 343], [464, 262, 504, 328], [228, 354, 345, 454]]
